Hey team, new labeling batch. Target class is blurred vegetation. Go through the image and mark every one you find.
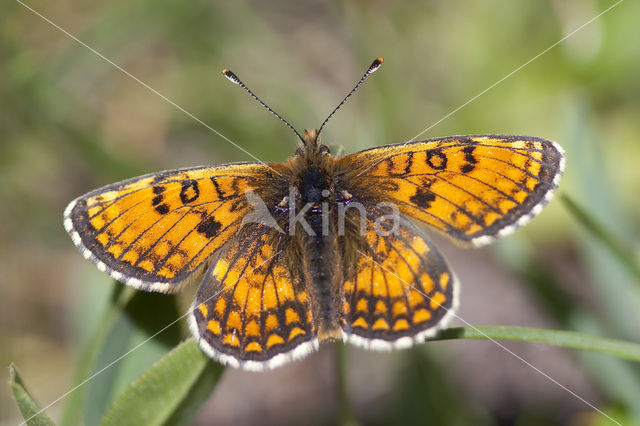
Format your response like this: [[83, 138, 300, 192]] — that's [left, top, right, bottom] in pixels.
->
[[2, 0, 640, 424]]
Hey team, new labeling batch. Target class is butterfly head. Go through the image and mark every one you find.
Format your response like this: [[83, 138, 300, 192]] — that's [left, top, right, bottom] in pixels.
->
[[303, 129, 319, 145], [296, 129, 330, 157]]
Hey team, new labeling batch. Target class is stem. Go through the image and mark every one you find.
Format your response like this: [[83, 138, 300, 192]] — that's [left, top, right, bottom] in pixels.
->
[[434, 326, 640, 362], [335, 342, 359, 426]]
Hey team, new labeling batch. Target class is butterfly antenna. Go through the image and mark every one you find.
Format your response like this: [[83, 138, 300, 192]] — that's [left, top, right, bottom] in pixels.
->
[[222, 68, 305, 145], [315, 57, 384, 142]]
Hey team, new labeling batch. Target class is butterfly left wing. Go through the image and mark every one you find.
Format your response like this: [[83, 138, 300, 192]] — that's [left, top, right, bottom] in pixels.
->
[[64, 163, 279, 293], [189, 224, 318, 371], [337, 135, 565, 247], [341, 211, 457, 349]]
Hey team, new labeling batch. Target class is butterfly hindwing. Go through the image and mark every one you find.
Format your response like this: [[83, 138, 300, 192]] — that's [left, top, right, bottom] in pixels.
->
[[337, 135, 565, 247], [190, 224, 318, 371], [64, 163, 278, 292], [341, 210, 457, 349]]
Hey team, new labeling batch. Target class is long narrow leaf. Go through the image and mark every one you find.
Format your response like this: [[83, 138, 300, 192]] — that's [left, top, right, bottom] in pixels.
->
[[85, 289, 183, 424], [562, 194, 640, 283], [61, 283, 134, 426], [9, 364, 56, 426], [434, 326, 640, 362], [162, 360, 225, 426], [99, 338, 222, 426]]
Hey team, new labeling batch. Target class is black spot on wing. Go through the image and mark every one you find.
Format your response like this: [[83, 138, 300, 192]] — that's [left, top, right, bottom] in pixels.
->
[[461, 146, 477, 173], [210, 177, 225, 199], [404, 152, 414, 175], [180, 179, 200, 204], [229, 199, 246, 212], [426, 149, 447, 170], [197, 216, 222, 238], [151, 185, 167, 213], [409, 188, 436, 208], [155, 204, 170, 215]]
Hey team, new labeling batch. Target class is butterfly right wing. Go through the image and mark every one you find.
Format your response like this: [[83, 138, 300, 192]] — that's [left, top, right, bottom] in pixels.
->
[[337, 135, 564, 247], [189, 224, 317, 371]]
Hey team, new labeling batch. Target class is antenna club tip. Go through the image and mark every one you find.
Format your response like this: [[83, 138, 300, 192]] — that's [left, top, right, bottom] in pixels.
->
[[368, 57, 384, 73], [222, 69, 241, 85]]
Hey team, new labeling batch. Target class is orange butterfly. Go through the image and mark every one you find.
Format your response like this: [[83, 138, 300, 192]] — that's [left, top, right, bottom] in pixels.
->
[[65, 58, 564, 370]]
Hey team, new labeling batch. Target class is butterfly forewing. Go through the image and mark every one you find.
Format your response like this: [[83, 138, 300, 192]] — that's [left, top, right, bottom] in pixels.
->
[[64, 163, 278, 292], [337, 135, 565, 247]]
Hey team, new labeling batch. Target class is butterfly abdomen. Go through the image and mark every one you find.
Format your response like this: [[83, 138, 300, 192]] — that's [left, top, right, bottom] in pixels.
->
[[299, 225, 343, 341], [291, 166, 344, 341]]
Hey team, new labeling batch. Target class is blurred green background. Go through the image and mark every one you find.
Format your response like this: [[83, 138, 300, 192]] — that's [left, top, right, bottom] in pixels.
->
[[2, 0, 640, 424]]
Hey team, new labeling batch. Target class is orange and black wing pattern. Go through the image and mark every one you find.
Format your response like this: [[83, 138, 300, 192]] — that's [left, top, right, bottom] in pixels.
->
[[341, 215, 456, 349], [338, 135, 565, 247], [190, 224, 317, 370], [64, 163, 278, 293]]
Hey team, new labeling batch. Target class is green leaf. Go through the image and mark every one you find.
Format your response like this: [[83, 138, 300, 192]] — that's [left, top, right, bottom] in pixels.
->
[[162, 360, 225, 426], [563, 112, 640, 341], [572, 314, 640, 420], [8, 364, 56, 426], [84, 288, 183, 425], [562, 193, 640, 283], [99, 338, 223, 426], [62, 282, 184, 426], [434, 326, 640, 362], [61, 283, 135, 426]]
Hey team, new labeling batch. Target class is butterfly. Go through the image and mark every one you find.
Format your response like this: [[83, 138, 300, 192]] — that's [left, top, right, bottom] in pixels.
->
[[64, 58, 565, 371]]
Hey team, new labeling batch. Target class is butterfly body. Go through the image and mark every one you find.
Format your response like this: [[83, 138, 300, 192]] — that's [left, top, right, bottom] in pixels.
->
[[266, 129, 357, 341]]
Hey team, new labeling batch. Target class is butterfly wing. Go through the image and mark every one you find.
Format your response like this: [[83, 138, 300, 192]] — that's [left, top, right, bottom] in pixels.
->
[[341, 210, 457, 349], [337, 135, 565, 247], [64, 163, 280, 292], [189, 224, 317, 371]]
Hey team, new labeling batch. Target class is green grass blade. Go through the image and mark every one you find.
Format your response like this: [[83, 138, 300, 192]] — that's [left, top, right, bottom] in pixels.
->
[[99, 338, 222, 426], [61, 283, 135, 426], [562, 194, 640, 282], [84, 289, 183, 425], [8, 364, 56, 426], [434, 326, 640, 362]]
